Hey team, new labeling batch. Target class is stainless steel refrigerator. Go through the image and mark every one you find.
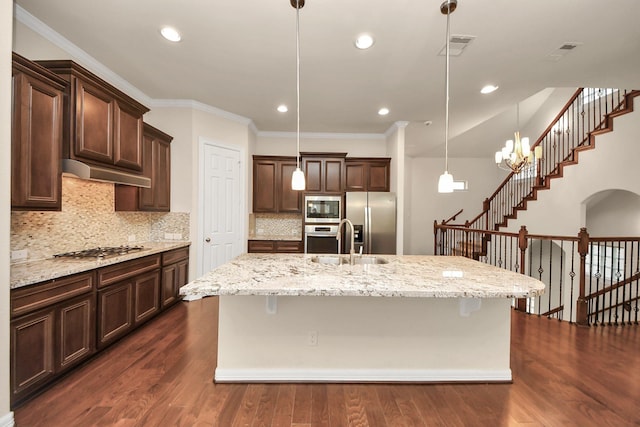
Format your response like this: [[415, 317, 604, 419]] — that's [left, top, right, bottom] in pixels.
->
[[345, 192, 396, 254]]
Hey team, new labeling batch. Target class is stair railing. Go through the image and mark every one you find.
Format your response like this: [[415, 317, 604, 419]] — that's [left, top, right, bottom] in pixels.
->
[[468, 88, 637, 231], [434, 222, 640, 326]]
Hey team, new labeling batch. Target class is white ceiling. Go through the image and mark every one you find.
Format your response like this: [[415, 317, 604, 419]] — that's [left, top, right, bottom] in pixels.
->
[[13, 0, 640, 157]]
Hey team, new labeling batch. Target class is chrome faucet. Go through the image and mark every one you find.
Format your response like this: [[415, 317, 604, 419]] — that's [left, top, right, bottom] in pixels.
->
[[337, 218, 356, 265]]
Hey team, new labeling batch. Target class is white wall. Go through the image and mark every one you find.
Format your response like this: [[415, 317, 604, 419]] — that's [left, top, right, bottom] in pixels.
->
[[504, 96, 640, 236], [406, 157, 505, 255], [254, 133, 387, 157], [586, 190, 640, 236], [1, 0, 13, 423]]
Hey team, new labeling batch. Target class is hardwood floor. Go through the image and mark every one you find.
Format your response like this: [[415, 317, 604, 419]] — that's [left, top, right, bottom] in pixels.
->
[[13, 297, 640, 426]]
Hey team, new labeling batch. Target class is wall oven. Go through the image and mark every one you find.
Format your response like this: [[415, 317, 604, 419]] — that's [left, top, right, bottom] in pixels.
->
[[304, 195, 342, 224], [304, 225, 339, 254]]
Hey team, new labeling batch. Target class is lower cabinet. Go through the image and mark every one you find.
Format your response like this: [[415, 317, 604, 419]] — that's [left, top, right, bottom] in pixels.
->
[[10, 291, 95, 406], [9, 246, 189, 408], [248, 240, 304, 253]]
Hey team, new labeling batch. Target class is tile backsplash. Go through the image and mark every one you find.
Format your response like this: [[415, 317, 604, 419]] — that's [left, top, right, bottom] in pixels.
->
[[251, 213, 302, 238], [10, 176, 189, 262]]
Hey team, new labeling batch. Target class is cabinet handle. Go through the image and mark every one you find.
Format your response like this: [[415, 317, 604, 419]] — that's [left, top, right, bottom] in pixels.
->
[[205, 238, 211, 243]]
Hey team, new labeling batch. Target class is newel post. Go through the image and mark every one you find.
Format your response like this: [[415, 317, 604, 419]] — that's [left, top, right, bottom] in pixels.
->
[[576, 227, 590, 326], [516, 225, 529, 312], [433, 220, 439, 255], [483, 198, 490, 230]]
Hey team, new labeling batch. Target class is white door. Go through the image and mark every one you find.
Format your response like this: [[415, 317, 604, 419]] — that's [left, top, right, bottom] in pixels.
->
[[200, 141, 243, 275]]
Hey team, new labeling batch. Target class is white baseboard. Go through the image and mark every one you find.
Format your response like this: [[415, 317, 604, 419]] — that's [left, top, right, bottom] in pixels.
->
[[0, 412, 15, 427], [214, 368, 512, 383]]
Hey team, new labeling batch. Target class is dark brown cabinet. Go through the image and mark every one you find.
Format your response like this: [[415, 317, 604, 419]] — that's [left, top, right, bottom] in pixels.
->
[[161, 247, 189, 309], [248, 240, 304, 253], [301, 152, 346, 194], [10, 272, 95, 406], [97, 255, 161, 349], [36, 59, 149, 173], [115, 123, 173, 212], [11, 52, 66, 211], [344, 158, 391, 192], [253, 156, 301, 213]]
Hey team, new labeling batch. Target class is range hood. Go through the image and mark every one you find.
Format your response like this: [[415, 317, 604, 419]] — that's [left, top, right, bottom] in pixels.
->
[[62, 159, 151, 188]]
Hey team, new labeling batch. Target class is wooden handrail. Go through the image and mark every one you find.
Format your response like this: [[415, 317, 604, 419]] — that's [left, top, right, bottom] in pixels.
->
[[586, 271, 640, 300], [442, 209, 463, 225]]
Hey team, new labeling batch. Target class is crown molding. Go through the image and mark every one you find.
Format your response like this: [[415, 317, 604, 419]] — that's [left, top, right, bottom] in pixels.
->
[[257, 131, 385, 140], [150, 99, 252, 126]]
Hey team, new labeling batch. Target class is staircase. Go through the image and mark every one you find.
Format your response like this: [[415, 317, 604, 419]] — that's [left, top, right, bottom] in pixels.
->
[[468, 88, 640, 232]]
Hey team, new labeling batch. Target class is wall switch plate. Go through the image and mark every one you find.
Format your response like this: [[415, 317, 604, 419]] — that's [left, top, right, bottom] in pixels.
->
[[307, 331, 318, 346], [173, 233, 182, 240], [164, 232, 173, 240], [128, 235, 136, 242], [11, 249, 28, 261]]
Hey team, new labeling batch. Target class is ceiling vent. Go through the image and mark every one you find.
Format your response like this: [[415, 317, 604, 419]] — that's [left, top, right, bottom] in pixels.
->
[[438, 35, 476, 57], [546, 42, 583, 61]]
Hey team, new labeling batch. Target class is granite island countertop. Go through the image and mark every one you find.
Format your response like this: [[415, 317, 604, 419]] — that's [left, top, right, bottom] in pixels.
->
[[10, 241, 191, 289], [180, 253, 545, 299]]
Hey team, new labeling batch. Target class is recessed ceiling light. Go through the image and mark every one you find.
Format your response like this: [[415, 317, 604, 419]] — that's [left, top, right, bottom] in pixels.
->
[[378, 107, 390, 116], [480, 84, 498, 94], [160, 27, 181, 42], [355, 34, 375, 50], [277, 104, 288, 113]]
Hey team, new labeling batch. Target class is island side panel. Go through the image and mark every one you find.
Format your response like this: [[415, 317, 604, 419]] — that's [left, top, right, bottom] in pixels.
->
[[216, 296, 512, 382]]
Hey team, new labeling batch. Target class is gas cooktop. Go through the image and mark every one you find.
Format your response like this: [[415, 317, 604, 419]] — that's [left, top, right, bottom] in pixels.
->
[[53, 245, 145, 259]]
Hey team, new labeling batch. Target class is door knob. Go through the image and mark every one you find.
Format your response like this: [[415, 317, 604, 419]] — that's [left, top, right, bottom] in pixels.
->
[[205, 237, 211, 242]]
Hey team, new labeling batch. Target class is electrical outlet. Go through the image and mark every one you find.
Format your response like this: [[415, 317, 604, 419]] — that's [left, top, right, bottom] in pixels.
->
[[307, 331, 318, 346], [11, 249, 28, 261], [128, 234, 136, 242], [164, 232, 173, 240], [173, 233, 182, 240]]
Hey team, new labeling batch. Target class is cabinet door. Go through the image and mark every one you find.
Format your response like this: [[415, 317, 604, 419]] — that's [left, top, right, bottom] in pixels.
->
[[138, 133, 155, 209], [153, 139, 171, 211], [97, 281, 133, 348], [248, 240, 276, 253], [303, 159, 322, 192], [58, 294, 95, 372], [253, 160, 277, 212], [10, 307, 56, 404], [74, 78, 114, 164], [275, 241, 304, 253], [324, 160, 343, 193], [11, 72, 63, 210], [279, 162, 302, 212], [113, 101, 143, 171], [133, 271, 160, 325], [161, 264, 177, 308], [345, 162, 366, 192], [367, 161, 390, 192]]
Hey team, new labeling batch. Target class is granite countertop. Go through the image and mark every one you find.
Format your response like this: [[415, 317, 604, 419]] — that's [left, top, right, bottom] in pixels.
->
[[248, 234, 302, 241], [180, 253, 545, 299], [10, 241, 191, 289]]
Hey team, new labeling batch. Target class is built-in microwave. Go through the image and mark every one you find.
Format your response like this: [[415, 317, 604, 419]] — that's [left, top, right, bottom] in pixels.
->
[[304, 195, 342, 224]]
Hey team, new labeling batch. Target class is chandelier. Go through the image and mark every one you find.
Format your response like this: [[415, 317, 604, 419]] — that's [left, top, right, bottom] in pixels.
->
[[494, 103, 542, 173]]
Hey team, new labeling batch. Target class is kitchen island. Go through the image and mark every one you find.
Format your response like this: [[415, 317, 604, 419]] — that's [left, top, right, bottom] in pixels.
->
[[180, 253, 544, 383]]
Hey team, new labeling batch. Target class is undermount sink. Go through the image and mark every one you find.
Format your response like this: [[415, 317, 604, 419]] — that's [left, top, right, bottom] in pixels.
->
[[310, 255, 388, 265]]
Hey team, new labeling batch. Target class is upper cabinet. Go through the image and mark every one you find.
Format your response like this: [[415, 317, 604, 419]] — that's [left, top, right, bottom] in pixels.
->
[[301, 152, 346, 194], [115, 123, 173, 212], [345, 158, 391, 192], [36, 59, 149, 173], [253, 156, 301, 213], [11, 52, 66, 211]]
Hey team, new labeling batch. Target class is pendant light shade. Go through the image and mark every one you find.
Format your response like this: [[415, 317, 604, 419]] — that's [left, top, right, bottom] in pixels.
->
[[290, 0, 306, 191], [291, 167, 305, 190], [438, 171, 454, 193]]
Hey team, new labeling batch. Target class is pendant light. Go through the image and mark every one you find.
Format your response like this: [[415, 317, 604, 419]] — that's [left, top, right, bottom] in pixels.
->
[[437, 0, 457, 193], [290, 0, 306, 190]]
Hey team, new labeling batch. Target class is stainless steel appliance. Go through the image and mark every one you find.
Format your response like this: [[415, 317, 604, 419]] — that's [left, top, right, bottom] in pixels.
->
[[304, 225, 339, 254], [53, 245, 145, 259], [304, 195, 342, 224], [345, 192, 396, 254]]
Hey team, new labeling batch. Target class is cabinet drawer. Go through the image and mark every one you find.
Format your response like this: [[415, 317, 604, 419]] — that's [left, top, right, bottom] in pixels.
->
[[276, 241, 303, 253], [162, 247, 189, 265], [248, 240, 275, 253], [97, 254, 161, 288], [11, 272, 94, 318]]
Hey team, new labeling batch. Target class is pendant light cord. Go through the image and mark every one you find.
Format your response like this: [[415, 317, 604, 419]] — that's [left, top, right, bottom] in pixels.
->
[[444, 0, 451, 173], [296, 0, 301, 170]]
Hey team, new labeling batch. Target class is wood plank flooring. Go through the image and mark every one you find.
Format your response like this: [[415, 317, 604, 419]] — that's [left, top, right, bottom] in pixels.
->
[[14, 297, 640, 426]]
